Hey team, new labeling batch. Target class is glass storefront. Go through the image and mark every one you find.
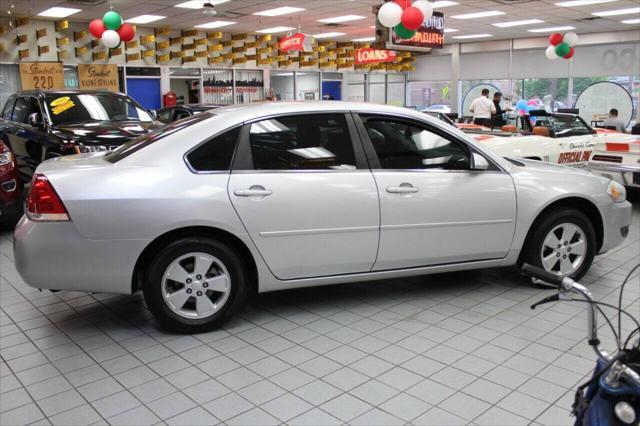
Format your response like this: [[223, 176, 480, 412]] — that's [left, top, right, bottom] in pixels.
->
[[345, 73, 366, 102], [387, 74, 406, 107], [270, 71, 294, 101], [202, 68, 233, 105], [369, 73, 386, 104], [235, 69, 264, 104]]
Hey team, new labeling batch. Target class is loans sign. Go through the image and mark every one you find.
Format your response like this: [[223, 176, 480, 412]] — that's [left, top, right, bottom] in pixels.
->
[[78, 64, 119, 92], [19, 62, 65, 90], [278, 33, 306, 52], [354, 48, 397, 65], [391, 11, 445, 49]]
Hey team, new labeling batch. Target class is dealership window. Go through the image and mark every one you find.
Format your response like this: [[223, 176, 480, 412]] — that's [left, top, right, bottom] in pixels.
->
[[64, 66, 79, 89], [248, 114, 356, 170], [296, 72, 320, 101], [572, 76, 638, 126], [0, 64, 20, 109], [345, 73, 366, 102], [270, 71, 294, 101], [235, 69, 264, 104], [369, 73, 386, 104], [202, 68, 233, 105], [386, 74, 406, 107], [187, 127, 240, 172], [407, 81, 452, 111], [519, 78, 571, 112], [461, 79, 513, 117]]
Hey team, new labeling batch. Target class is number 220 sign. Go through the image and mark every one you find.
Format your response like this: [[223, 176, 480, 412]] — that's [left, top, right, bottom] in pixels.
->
[[19, 62, 65, 90]]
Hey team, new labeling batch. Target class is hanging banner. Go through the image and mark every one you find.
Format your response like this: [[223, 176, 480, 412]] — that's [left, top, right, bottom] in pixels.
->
[[19, 62, 64, 90], [278, 33, 306, 52], [354, 48, 397, 65], [390, 12, 445, 51], [78, 64, 119, 91]]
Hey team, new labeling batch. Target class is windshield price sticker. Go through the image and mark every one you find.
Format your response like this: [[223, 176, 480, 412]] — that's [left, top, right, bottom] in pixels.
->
[[50, 96, 75, 115]]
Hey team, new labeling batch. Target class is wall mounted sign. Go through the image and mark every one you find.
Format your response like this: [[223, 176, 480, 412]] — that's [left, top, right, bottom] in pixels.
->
[[279, 33, 306, 52], [390, 11, 445, 51], [78, 64, 118, 91], [354, 48, 397, 65], [19, 62, 65, 90]]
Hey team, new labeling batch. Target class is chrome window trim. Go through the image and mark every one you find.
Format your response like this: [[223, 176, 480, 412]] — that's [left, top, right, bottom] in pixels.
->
[[370, 169, 506, 175], [230, 169, 371, 174]]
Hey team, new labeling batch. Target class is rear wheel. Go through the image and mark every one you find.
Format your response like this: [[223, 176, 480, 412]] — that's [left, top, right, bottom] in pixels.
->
[[143, 237, 249, 332], [521, 208, 597, 280]]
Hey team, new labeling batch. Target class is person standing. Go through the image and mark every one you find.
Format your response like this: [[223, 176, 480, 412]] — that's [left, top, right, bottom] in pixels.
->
[[491, 92, 510, 128], [469, 88, 496, 127], [603, 108, 626, 133]]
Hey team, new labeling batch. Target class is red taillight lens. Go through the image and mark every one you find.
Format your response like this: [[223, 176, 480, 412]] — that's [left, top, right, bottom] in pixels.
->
[[26, 174, 69, 221]]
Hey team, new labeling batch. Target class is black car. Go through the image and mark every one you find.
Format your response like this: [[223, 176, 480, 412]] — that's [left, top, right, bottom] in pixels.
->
[[0, 90, 163, 181], [156, 104, 222, 123]]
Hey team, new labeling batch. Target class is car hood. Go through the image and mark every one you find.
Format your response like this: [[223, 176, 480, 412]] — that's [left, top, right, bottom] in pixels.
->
[[51, 121, 163, 146]]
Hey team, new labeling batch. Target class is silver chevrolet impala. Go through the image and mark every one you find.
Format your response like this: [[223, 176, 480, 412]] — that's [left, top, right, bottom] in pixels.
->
[[14, 102, 632, 332]]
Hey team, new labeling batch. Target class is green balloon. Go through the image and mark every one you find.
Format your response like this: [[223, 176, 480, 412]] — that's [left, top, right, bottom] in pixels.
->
[[555, 42, 571, 58], [394, 23, 416, 40], [103, 11, 122, 30]]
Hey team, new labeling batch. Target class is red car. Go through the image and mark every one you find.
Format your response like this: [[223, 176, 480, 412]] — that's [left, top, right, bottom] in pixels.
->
[[0, 141, 22, 225]]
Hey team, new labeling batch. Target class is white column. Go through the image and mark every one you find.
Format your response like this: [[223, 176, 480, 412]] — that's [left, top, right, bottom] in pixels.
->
[[451, 44, 460, 114]]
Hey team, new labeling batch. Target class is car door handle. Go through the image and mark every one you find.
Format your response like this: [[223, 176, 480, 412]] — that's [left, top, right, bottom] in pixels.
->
[[386, 184, 419, 194], [234, 186, 272, 197]]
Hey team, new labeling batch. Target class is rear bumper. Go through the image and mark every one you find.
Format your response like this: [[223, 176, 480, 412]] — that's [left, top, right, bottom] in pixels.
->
[[599, 200, 633, 254], [13, 217, 150, 294]]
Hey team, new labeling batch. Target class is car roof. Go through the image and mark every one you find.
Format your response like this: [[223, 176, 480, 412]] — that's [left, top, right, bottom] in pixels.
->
[[16, 89, 128, 97]]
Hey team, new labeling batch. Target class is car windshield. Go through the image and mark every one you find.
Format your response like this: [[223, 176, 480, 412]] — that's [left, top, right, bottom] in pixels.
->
[[44, 93, 153, 125], [534, 114, 592, 137]]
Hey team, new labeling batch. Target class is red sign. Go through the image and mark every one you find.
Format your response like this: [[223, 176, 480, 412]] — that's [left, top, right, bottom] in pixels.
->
[[279, 33, 306, 52], [391, 11, 445, 49], [354, 48, 397, 65]]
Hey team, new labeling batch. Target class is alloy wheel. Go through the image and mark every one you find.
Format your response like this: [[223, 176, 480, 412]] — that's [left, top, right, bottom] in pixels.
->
[[540, 223, 587, 276]]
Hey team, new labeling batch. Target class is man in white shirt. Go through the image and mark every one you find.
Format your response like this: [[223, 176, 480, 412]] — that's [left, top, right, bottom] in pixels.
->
[[469, 89, 496, 127], [603, 108, 626, 133]]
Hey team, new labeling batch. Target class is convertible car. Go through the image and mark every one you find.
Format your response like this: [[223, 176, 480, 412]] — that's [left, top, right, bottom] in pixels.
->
[[14, 102, 631, 332], [589, 135, 640, 190]]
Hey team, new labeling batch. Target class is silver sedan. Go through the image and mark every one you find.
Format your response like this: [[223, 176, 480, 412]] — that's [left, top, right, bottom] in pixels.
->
[[14, 102, 632, 332]]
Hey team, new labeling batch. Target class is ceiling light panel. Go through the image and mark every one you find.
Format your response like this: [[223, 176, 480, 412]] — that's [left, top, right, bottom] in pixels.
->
[[195, 20, 236, 28], [318, 15, 366, 24], [126, 15, 165, 24], [556, 0, 619, 6], [352, 37, 376, 42], [453, 34, 493, 39], [528, 26, 576, 32], [592, 7, 640, 16], [444, 28, 459, 33], [313, 32, 346, 39], [256, 27, 295, 33], [621, 18, 640, 24], [451, 11, 506, 19], [432, 1, 459, 7], [37, 7, 81, 18], [492, 19, 544, 27], [254, 7, 305, 17], [174, 0, 229, 8]]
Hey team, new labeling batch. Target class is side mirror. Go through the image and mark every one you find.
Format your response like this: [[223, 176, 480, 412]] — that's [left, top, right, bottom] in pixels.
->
[[472, 152, 490, 170], [28, 112, 42, 128]]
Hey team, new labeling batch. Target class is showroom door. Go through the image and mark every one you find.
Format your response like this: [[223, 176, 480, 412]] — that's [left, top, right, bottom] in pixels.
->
[[356, 114, 517, 271], [228, 113, 379, 280]]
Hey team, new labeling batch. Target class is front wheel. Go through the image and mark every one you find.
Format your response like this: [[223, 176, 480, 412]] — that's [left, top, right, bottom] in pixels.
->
[[521, 208, 597, 280], [143, 237, 249, 333]]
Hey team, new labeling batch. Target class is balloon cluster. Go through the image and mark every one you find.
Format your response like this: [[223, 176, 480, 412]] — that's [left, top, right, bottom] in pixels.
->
[[377, 0, 433, 40], [545, 32, 578, 60], [89, 11, 135, 49]]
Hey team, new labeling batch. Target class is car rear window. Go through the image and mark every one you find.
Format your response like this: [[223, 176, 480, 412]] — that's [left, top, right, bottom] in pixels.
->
[[105, 113, 211, 163]]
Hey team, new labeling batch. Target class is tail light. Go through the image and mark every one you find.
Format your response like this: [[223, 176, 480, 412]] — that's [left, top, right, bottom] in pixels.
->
[[0, 142, 14, 173], [26, 174, 69, 221]]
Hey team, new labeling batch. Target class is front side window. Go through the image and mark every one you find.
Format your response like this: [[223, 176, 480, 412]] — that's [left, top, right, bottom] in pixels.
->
[[187, 127, 240, 172], [157, 109, 172, 122], [361, 116, 470, 170], [249, 114, 356, 170], [44, 93, 153, 125], [11, 98, 28, 123], [2, 98, 14, 119]]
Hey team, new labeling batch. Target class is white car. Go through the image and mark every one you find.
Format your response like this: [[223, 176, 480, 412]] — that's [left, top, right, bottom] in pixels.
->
[[588, 134, 640, 189]]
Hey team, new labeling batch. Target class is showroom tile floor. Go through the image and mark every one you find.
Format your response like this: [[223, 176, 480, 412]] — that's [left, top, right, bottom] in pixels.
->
[[1, 207, 638, 426]]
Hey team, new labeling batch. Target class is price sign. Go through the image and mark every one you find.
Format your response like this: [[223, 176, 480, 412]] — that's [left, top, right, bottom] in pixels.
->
[[19, 62, 64, 90]]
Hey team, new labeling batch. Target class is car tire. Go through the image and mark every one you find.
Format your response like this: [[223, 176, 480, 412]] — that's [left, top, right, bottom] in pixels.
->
[[143, 237, 249, 333], [521, 208, 597, 280]]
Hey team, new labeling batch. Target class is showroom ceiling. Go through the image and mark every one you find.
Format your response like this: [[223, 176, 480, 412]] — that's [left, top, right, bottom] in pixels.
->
[[6, 0, 640, 42]]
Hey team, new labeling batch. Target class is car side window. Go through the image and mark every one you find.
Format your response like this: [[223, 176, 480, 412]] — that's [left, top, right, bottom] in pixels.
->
[[361, 116, 471, 171], [186, 126, 240, 172], [11, 98, 28, 123], [174, 110, 190, 121], [248, 114, 356, 170], [2, 99, 14, 120], [157, 109, 172, 122], [25, 98, 42, 124]]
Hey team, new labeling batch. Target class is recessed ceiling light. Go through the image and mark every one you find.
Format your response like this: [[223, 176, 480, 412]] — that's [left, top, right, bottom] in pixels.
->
[[313, 32, 346, 39], [352, 36, 376, 42], [444, 28, 459, 33], [37, 7, 81, 18], [452, 34, 493, 39], [174, 0, 229, 8], [621, 18, 640, 24], [493, 19, 544, 27], [195, 20, 236, 28], [254, 6, 305, 17], [451, 11, 505, 19], [592, 7, 640, 16], [556, 0, 618, 6], [126, 15, 165, 24], [433, 1, 459, 7], [256, 26, 295, 34], [318, 15, 366, 24], [528, 25, 576, 32]]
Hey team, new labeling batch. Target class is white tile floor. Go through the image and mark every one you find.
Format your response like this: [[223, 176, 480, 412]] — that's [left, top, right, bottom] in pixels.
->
[[1, 206, 638, 426]]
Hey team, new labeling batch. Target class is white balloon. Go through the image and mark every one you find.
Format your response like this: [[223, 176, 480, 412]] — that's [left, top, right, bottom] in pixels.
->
[[563, 32, 579, 46], [545, 45, 559, 60], [102, 30, 120, 48], [413, 1, 433, 21], [378, 2, 403, 28]]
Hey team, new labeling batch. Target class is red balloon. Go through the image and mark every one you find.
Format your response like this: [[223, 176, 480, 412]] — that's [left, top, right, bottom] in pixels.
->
[[89, 19, 106, 38], [401, 6, 424, 31], [563, 47, 575, 59], [117, 23, 135, 42], [549, 33, 563, 46], [394, 0, 412, 9]]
